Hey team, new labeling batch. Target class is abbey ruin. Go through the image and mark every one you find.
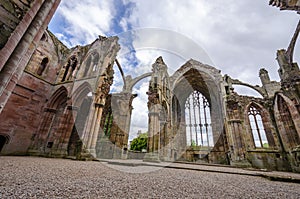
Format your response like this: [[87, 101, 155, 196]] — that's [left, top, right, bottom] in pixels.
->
[[0, 0, 300, 173]]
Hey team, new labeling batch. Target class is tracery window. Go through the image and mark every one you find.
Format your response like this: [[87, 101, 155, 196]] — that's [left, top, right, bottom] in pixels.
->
[[185, 91, 213, 147], [248, 106, 269, 148]]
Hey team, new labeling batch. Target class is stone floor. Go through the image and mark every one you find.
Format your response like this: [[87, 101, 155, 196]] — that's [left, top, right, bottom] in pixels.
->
[[1, 156, 300, 198]]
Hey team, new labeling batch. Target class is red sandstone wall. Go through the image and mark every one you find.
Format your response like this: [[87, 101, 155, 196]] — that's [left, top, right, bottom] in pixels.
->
[[0, 30, 68, 155]]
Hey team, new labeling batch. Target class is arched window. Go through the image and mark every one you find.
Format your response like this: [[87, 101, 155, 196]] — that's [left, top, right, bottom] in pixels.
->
[[248, 106, 269, 148], [41, 33, 48, 42], [62, 55, 77, 81], [185, 91, 212, 147], [37, 57, 49, 76]]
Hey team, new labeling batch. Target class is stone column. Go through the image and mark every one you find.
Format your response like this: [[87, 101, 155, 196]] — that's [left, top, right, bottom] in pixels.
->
[[0, 0, 61, 114], [110, 92, 137, 150], [148, 111, 160, 152], [89, 103, 104, 156]]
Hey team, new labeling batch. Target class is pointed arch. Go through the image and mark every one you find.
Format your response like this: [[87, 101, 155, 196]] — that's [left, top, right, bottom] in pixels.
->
[[48, 86, 68, 109], [245, 102, 276, 148], [171, 60, 225, 148], [274, 93, 300, 149], [71, 82, 92, 107]]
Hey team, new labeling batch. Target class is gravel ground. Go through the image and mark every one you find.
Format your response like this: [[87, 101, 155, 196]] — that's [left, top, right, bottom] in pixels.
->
[[0, 156, 300, 199]]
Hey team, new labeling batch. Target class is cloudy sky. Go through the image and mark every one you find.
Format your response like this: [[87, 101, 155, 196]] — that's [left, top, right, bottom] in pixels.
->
[[49, 0, 299, 140]]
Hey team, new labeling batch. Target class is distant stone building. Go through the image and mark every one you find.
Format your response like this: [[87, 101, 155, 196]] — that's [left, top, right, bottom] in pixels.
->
[[0, 1, 299, 172]]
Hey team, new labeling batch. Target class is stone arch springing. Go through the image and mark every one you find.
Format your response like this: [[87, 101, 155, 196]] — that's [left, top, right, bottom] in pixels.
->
[[37, 57, 49, 76], [274, 94, 300, 149], [245, 102, 276, 148]]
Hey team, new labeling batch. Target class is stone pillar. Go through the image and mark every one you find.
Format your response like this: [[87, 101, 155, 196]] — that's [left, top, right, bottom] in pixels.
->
[[110, 92, 137, 150], [89, 103, 104, 156], [0, 0, 61, 114]]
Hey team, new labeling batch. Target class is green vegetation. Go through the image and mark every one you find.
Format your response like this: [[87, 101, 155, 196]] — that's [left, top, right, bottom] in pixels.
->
[[130, 133, 148, 152], [103, 113, 113, 137], [191, 140, 196, 147], [263, 143, 269, 148]]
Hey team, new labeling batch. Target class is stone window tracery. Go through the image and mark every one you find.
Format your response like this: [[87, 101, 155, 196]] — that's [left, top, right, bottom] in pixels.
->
[[248, 106, 269, 148], [185, 91, 213, 147]]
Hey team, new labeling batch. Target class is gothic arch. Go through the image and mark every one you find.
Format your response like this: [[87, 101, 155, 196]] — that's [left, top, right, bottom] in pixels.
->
[[274, 93, 300, 149], [170, 60, 226, 148], [122, 72, 153, 92], [71, 82, 93, 107], [66, 82, 94, 157], [30, 86, 68, 153], [48, 86, 68, 109], [231, 82, 266, 98], [244, 102, 276, 149]]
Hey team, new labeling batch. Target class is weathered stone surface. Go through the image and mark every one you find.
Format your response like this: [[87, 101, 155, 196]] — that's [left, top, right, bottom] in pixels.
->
[[0, 1, 300, 175]]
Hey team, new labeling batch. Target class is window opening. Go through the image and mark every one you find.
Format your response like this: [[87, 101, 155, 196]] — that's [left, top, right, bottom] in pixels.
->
[[185, 91, 212, 147], [248, 106, 269, 148]]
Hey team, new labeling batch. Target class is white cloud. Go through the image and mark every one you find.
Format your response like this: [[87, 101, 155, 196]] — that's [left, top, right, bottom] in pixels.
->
[[54, 0, 115, 46], [125, 0, 299, 83], [49, 0, 300, 139]]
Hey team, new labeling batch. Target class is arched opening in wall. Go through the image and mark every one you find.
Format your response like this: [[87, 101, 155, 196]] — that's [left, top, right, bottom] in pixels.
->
[[68, 92, 92, 156], [233, 85, 263, 98], [185, 90, 212, 147], [248, 106, 269, 148], [172, 66, 224, 162], [62, 55, 78, 82], [41, 33, 48, 42], [0, 134, 9, 153], [45, 88, 68, 152], [129, 78, 150, 150], [277, 95, 300, 147], [37, 57, 49, 76], [82, 52, 100, 78]]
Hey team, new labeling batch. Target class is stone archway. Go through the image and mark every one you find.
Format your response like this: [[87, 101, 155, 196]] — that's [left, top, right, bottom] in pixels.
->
[[95, 67, 153, 159], [68, 96, 92, 157], [167, 60, 226, 162]]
